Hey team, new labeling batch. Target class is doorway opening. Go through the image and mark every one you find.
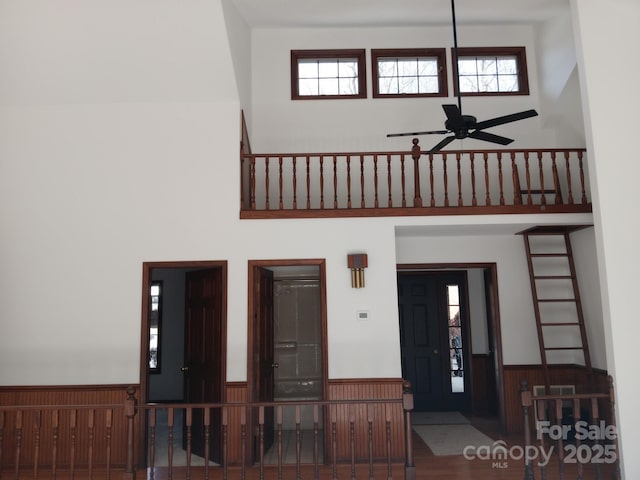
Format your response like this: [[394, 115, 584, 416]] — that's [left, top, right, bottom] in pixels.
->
[[139, 261, 228, 467], [397, 264, 505, 430], [247, 259, 328, 464]]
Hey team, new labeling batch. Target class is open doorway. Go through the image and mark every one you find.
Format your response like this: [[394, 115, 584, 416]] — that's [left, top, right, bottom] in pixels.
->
[[139, 261, 228, 466], [247, 259, 328, 464], [397, 264, 505, 429]]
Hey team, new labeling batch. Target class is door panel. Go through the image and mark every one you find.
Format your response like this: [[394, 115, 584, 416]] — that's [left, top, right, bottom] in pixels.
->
[[184, 268, 223, 462], [398, 275, 442, 411]]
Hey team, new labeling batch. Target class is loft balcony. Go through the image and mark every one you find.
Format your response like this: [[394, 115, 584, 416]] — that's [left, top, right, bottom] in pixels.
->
[[240, 138, 591, 220]]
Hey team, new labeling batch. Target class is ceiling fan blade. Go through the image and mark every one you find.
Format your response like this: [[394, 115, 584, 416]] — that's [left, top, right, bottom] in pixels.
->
[[474, 109, 538, 131], [427, 135, 456, 154], [387, 129, 450, 138], [442, 104, 463, 122], [468, 130, 514, 145]]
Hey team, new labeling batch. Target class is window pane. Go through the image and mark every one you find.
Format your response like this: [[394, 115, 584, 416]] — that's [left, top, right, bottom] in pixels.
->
[[318, 60, 338, 78], [378, 59, 397, 77], [319, 78, 339, 95], [459, 76, 478, 92], [338, 59, 358, 77], [397, 58, 418, 76], [299, 78, 317, 95], [398, 76, 418, 94], [497, 57, 517, 74], [379, 77, 397, 94], [498, 75, 519, 91], [419, 76, 439, 93], [478, 75, 498, 92], [339, 77, 358, 95], [457, 59, 478, 75], [418, 59, 438, 76], [298, 60, 318, 78]]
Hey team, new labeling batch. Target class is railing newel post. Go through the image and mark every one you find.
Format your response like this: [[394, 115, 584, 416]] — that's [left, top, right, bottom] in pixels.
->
[[402, 381, 416, 480], [520, 379, 534, 480], [412, 138, 423, 207]]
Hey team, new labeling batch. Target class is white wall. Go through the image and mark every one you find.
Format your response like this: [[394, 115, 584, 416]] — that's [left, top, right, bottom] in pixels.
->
[[249, 23, 567, 154], [572, 1, 640, 477]]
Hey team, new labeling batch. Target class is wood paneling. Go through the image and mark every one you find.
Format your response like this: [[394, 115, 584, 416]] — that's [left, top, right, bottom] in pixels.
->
[[0, 384, 137, 468], [503, 365, 609, 433], [327, 378, 405, 461]]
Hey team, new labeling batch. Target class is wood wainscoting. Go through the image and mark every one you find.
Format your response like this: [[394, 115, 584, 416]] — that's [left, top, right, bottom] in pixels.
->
[[0, 384, 138, 468], [503, 364, 609, 433]]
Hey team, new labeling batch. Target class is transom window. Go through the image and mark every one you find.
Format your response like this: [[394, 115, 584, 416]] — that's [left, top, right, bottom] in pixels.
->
[[372, 48, 448, 98], [291, 49, 367, 100], [453, 47, 529, 96]]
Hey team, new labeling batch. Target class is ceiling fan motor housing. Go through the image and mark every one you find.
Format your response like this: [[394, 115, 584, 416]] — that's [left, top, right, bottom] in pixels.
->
[[446, 115, 477, 139]]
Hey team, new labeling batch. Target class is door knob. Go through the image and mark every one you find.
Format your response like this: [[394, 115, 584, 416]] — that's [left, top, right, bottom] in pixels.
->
[[180, 366, 190, 372], [433, 349, 439, 354], [272, 362, 279, 368]]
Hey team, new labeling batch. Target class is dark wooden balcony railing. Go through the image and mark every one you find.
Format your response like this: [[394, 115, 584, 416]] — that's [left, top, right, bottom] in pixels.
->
[[520, 378, 621, 480], [240, 140, 591, 219], [0, 388, 416, 480]]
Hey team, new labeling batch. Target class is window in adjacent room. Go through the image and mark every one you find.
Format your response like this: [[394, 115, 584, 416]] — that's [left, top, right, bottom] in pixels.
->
[[453, 46, 530, 96], [291, 49, 367, 99], [372, 48, 448, 98]]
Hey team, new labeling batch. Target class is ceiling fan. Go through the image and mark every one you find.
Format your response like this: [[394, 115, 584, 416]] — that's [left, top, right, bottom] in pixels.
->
[[387, 0, 538, 153]]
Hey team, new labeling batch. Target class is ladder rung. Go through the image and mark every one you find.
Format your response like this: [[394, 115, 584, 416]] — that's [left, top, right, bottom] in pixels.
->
[[544, 347, 585, 351], [537, 299, 576, 303], [540, 322, 582, 326], [534, 275, 573, 280], [530, 253, 569, 258]]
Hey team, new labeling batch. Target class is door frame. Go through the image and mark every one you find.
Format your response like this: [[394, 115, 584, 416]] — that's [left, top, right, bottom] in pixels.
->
[[246, 259, 329, 464], [138, 260, 228, 465], [397, 263, 505, 430]]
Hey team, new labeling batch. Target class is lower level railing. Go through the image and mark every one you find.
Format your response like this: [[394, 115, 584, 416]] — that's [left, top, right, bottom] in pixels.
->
[[520, 377, 621, 480], [0, 388, 416, 480]]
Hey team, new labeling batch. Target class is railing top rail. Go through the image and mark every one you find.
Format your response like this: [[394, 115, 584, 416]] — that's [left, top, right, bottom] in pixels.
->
[[243, 147, 587, 159], [0, 403, 124, 411], [140, 397, 406, 410], [531, 392, 610, 401]]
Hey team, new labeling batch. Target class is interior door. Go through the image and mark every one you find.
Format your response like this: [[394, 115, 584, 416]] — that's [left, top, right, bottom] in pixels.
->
[[253, 267, 275, 456], [184, 268, 223, 462], [398, 273, 443, 411]]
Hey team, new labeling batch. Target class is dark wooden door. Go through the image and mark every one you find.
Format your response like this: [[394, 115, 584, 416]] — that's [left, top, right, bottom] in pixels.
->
[[253, 267, 275, 456], [184, 268, 223, 462], [398, 274, 443, 411]]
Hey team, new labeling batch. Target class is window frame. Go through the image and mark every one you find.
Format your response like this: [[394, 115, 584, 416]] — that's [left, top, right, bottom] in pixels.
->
[[291, 49, 367, 100], [452, 46, 530, 96], [371, 48, 448, 98], [149, 280, 162, 374]]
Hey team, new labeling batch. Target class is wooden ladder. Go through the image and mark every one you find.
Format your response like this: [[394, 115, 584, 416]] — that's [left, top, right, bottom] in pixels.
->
[[521, 226, 593, 393]]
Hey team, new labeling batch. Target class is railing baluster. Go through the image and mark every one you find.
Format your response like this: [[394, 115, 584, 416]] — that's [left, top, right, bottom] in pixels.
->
[[222, 407, 227, 480], [497, 152, 505, 205], [185, 407, 192, 479], [292, 156, 298, 209], [241, 407, 247, 480], [51, 410, 59, 478], [205, 407, 211, 480], [320, 156, 325, 209], [333, 155, 338, 209], [385, 406, 392, 480], [368, 404, 374, 480], [14, 410, 22, 480], [313, 404, 319, 480], [149, 409, 156, 476], [70, 409, 77, 479], [264, 157, 270, 210], [360, 154, 366, 208], [511, 151, 520, 205], [347, 156, 352, 208], [33, 410, 40, 480], [551, 151, 561, 204], [306, 156, 311, 209], [555, 399, 565, 480], [167, 408, 174, 479], [483, 152, 491, 206], [524, 151, 532, 205], [349, 404, 356, 480], [88, 409, 94, 480], [373, 154, 379, 208], [331, 405, 338, 480], [591, 398, 602, 480], [470, 152, 478, 206], [387, 155, 393, 207], [429, 154, 435, 207], [259, 406, 265, 480], [538, 151, 546, 206], [278, 156, 284, 210], [536, 399, 547, 480], [295, 405, 302, 480], [277, 406, 283, 480], [105, 409, 112, 480], [400, 154, 406, 207], [442, 153, 449, 207], [250, 157, 256, 210]]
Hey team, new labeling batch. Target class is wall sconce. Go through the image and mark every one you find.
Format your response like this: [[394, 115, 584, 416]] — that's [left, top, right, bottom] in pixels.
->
[[347, 253, 368, 288]]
